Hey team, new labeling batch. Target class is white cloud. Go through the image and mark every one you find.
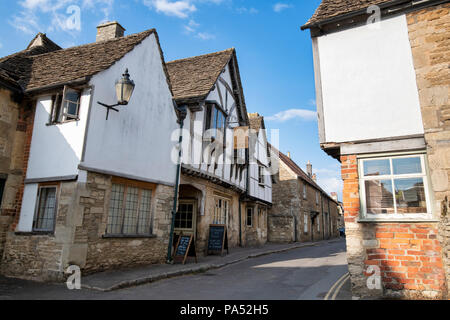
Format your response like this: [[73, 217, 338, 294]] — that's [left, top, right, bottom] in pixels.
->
[[266, 109, 317, 122], [11, 0, 114, 35], [236, 7, 258, 14], [143, 0, 196, 18], [273, 3, 293, 13], [197, 32, 215, 40], [318, 175, 343, 199]]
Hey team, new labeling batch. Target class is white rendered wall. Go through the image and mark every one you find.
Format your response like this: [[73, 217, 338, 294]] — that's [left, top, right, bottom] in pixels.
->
[[317, 14, 424, 143], [248, 129, 272, 203], [17, 183, 38, 232], [82, 34, 178, 185], [26, 90, 91, 180]]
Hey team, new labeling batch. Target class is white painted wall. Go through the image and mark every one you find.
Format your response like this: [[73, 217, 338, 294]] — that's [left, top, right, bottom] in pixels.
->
[[17, 183, 38, 232], [26, 90, 91, 180], [82, 34, 178, 185], [182, 62, 248, 191], [248, 128, 272, 203], [317, 15, 424, 143]]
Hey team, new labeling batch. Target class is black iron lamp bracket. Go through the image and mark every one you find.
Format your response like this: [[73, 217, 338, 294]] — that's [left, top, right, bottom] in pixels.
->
[[98, 101, 127, 120]]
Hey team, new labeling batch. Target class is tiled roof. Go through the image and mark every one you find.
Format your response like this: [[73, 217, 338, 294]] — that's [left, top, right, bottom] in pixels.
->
[[303, 0, 393, 28], [0, 34, 61, 90], [166, 48, 234, 102], [0, 29, 162, 92]]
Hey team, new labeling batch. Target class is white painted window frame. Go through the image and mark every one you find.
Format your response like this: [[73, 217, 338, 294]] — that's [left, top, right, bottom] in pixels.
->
[[358, 152, 434, 221], [304, 213, 308, 233]]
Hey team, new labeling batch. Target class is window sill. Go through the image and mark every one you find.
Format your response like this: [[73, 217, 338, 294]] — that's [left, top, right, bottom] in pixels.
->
[[357, 218, 440, 223], [46, 119, 80, 126], [102, 234, 157, 239], [15, 231, 54, 236]]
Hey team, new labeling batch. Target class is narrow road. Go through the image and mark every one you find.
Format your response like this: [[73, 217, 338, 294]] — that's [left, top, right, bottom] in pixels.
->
[[0, 239, 349, 300]]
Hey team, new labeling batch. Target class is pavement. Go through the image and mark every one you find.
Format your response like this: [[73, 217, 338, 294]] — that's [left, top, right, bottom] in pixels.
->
[[81, 239, 340, 292], [0, 238, 352, 300]]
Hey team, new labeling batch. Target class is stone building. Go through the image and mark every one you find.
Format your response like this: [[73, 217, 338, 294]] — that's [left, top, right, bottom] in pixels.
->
[[269, 148, 340, 243], [302, 0, 449, 299], [0, 24, 180, 281]]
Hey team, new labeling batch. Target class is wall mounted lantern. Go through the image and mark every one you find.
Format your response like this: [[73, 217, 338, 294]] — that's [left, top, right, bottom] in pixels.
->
[[98, 69, 135, 120]]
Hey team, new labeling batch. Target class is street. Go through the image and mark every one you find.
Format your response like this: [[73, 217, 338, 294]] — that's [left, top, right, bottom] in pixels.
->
[[0, 239, 350, 300]]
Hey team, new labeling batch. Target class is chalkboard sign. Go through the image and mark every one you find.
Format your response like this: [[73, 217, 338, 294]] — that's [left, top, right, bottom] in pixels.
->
[[173, 234, 197, 264], [207, 225, 229, 256]]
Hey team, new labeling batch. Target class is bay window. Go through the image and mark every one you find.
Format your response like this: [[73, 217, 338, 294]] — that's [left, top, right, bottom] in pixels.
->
[[359, 153, 432, 220]]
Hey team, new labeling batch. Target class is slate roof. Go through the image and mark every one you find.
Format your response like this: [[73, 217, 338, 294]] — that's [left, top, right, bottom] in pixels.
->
[[166, 48, 235, 102], [303, 0, 393, 28], [270, 143, 338, 203], [0, 29, 166, 93]]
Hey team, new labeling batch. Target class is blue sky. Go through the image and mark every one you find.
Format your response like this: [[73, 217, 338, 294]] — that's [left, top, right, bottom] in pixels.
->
[[0, 0, 343, 200]]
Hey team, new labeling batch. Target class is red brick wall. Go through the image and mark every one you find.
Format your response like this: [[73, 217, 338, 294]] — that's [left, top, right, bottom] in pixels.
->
[[10, 105, 35, 231], [341, 154, 447, 299], [367, 224, 445, 294]]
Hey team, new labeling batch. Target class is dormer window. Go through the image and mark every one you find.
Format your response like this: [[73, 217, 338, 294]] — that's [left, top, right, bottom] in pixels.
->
[[49, 86, 81, 124]]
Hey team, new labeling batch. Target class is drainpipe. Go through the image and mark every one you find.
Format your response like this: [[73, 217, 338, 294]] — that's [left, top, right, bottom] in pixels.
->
[[167, 104, 187, 264]]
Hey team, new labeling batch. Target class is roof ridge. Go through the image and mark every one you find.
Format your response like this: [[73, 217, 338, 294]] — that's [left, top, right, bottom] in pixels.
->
[[167, 48, 234, 65], [29, 29, 155, 59]]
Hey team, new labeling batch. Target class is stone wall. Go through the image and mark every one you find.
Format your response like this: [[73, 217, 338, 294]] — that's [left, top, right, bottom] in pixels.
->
[[1, 181, 78, 282], [269, 159, 339, 243], [407, 3, 450, 297], [244, 203, 268, 247], [76, 172, 173, 274], [179, 174, 243, 254], [0, 88, 25, 261], [1, 171, 175, 281], [341, 155, 447, 299]]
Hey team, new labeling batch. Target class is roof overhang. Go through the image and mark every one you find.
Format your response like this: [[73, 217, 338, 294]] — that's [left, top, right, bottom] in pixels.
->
[[301, 0, 448, 36]]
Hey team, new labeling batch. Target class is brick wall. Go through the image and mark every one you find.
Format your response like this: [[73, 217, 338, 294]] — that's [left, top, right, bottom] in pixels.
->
[[407, 3, 450, 296], [341, 155, 447, 299]]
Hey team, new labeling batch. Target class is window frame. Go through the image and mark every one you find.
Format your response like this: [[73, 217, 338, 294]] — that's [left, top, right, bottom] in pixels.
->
[[358, 152, 434, 221], [303, 184, 307, 200], [303, 213, 308, 234], [0, 177, 6, 207], [106, 177, 155, 237], [246, 207, 253, 227], [258, 165, 265, 186], [48, 86, 82, 125], [32, 183, 59, 234], [213, 196, 231, 226]]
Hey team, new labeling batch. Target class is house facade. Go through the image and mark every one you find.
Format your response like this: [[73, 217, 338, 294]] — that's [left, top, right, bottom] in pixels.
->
[[0, 23, 180, 281], [166, 51, 272, 253], [302, 0, 449, 299], [269, 149, 340, 243]]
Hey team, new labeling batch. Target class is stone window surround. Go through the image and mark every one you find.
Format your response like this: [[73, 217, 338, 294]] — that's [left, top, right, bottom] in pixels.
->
[[357, 150, 437, 223], [105, 176, 156, 238]]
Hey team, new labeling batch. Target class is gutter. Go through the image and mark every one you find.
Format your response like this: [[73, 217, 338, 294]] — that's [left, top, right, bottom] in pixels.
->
[[301, 0, 448, 32]]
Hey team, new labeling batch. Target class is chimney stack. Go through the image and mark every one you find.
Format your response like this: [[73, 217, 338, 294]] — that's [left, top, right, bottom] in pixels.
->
[[306, 161, 312, 178], [331, 192, 338, 202], [96, 21, 125, 42], [287, 152, 291, 158], [312, 173, 317, 182]]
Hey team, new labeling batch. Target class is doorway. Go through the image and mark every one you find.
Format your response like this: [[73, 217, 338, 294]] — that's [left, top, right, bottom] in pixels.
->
[[174, 200, 197, 239]]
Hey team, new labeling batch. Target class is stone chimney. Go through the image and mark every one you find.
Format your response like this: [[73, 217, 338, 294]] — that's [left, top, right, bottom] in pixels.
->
[[331, 192, 338, 202], [312, 173, 317, 182], [287, 152, 291, 158], [306, 161, 313, 178], [96, 21, 125, 42]]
